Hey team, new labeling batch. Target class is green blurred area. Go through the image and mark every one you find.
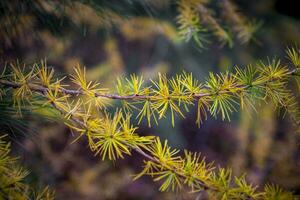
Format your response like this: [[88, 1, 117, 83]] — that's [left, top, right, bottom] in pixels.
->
[[0, 0, 300, 199]]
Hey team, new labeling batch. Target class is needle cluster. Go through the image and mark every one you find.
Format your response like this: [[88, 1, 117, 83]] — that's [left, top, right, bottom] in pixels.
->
[[0, 135, 54, 200], [176, 0, 261, 47]]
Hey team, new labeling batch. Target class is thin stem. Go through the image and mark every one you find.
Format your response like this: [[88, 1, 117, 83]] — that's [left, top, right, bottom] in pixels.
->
[[0, 68, 296, 101]]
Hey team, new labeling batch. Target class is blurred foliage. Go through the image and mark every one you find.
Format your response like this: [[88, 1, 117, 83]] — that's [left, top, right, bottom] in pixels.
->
[[0, 135, 54, 200]]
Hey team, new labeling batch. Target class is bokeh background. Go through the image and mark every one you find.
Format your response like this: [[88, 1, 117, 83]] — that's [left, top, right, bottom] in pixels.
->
[[0, 0, 300, 199]]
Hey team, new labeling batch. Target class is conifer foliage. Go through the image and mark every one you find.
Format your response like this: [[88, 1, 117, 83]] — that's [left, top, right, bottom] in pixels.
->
[[1, 0, 259, 50], [0, 135, 54, 199], [0, 48, 299, 199], [176, 0, 260, 47]]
